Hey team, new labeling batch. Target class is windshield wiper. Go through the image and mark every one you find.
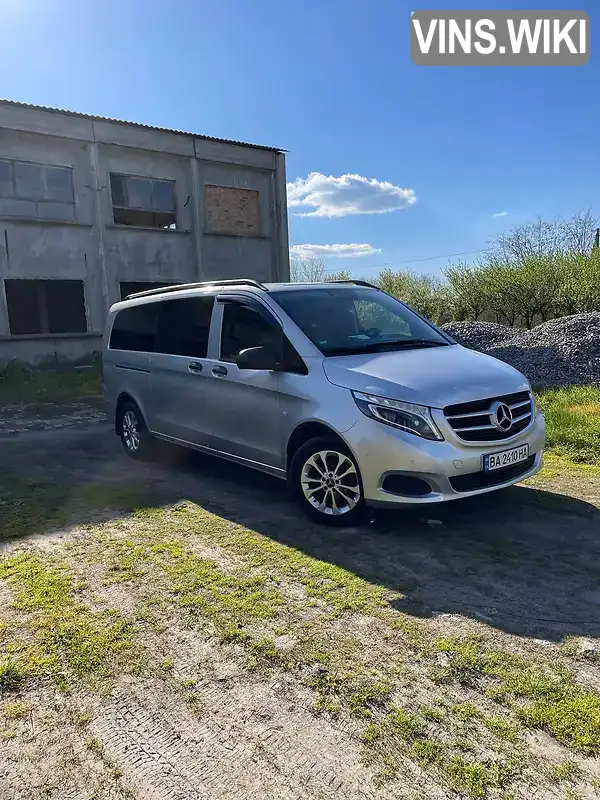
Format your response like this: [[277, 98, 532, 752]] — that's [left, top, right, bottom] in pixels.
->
[[325, 339, 449, 356], [370, 338, 448, 350]]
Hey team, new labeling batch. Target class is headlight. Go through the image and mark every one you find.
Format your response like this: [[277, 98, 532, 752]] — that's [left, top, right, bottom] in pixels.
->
[[530, 391, 539, 419], [352, 391, 443, 441], [524, 382, 537, 417]]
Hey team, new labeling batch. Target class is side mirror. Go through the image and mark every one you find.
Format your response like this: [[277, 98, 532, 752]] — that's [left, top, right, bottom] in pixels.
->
[[236, 344, 280, 371]]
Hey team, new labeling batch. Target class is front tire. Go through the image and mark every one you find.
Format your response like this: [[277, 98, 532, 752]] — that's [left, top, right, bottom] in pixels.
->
[[289, 436, 365, 526], [116, 401, 153, 460]]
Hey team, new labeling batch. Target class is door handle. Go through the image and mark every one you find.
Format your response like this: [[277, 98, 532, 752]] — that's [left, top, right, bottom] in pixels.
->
[[212, 365, 228, 376], [188, 362, 203, 373]]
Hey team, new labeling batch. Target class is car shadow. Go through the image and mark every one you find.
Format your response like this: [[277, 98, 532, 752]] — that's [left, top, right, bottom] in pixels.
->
[[169, 445, 600, 643], [2, 425, 599, 643]]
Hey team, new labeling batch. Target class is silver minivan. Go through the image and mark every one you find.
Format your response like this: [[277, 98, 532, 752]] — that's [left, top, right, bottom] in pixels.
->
[[102, 278, 545, 526]]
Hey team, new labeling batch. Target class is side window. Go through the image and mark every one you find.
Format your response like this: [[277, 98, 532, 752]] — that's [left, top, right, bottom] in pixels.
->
[[155, 296, 214, 357], [282, 337, 308, 375], [109, 303, 159, 352], [220, 303, 280, 362], [220, 302, 308, 373]]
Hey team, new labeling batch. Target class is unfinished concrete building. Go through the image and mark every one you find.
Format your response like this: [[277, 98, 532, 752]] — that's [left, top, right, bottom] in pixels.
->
[[0, 100, 289, 365]]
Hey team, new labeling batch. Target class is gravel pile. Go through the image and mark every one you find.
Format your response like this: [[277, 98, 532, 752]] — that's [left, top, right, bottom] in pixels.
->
[[442, 321, 513, 350], [442, 312, 600, 389]]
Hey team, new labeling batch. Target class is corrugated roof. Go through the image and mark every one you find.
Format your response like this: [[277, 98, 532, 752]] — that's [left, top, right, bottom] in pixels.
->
[[0, 98, 285, 153]]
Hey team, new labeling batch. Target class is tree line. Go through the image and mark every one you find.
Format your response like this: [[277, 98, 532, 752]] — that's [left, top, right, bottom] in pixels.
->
[[290, 212, 600, 329]]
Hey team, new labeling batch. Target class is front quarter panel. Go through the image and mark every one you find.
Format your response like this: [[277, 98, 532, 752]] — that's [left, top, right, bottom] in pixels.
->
[[278, 359, 359, 452]]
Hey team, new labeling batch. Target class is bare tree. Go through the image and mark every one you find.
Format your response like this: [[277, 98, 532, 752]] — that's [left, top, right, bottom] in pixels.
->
[[491, 217, 561, 262], [289, 258, 327, 282], [558, 210, 598, 254], [488, 210, 599, 263]]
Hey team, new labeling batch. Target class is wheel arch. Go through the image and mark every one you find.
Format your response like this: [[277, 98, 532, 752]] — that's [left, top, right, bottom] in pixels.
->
[[286, 421, 356, 472], [287, 422, 364, 525]]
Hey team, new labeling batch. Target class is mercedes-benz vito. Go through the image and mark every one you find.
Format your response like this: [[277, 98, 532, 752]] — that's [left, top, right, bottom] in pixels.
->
[[102, 279, 545, 525]]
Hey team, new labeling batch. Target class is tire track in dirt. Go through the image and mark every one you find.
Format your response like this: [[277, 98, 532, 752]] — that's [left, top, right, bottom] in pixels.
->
[[90, 677, 450, 800], [91, 695, 206, 800]]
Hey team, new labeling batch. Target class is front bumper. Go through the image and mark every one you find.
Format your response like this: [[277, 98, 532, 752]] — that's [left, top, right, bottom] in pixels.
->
[[345, 409, 546, 507]]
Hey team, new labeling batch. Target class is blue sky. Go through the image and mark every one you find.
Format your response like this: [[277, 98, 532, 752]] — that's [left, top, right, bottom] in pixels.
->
[[0, 0, 597, 276]]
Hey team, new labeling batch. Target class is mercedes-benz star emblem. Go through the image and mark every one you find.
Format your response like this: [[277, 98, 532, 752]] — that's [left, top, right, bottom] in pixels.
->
[[490, 401, 513, 431]]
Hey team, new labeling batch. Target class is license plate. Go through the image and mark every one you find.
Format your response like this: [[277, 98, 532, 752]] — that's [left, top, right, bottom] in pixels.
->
[[483, 444, 529, 472]]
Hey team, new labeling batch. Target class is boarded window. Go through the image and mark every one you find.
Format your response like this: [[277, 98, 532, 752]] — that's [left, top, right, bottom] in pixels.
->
[[119, 281, 180, 300], [110, 174, 177, 229], [4, 279, 87, 335], [0, 160, 75, 221], [205, 185, 260, 236]]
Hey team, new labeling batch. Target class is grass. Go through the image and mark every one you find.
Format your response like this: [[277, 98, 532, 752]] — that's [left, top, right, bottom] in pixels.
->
[[419, 704, 444, 722], [83, 505, 404, 721], [449, 702, 518, 741], [518, 692, 600, 755], [348, 680, 392, 718], [547, 759, 582, 784], [0, 552, 141, 692], [0, 360, 101, 407], [93, 517, 395, 712], [434, 637, 600, 755], [0, 479, 149, 541], [362, 705, 520, 798], [2, 700, 29, 719], [533, 452, 600, 480], [96, 532, 286, 641], [536, 386, 600, 464], [445, 755, 517, 799], [95, 502, 390, 619]]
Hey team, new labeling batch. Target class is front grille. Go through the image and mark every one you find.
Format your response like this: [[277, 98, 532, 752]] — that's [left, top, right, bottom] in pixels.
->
[[444, 391, 533, 442], [450, 455, 536, 492]]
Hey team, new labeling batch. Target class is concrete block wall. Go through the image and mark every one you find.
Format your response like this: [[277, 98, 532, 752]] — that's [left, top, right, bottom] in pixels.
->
[[0, 102, 289, 366]]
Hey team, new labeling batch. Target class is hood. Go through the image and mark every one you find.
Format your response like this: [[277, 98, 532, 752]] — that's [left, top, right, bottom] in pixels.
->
[[322, 344, 529, 408]]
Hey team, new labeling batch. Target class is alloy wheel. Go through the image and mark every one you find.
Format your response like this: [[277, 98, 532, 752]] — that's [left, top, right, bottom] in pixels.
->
[[122, 409, 141, 452], [300, 449, 361, 516]]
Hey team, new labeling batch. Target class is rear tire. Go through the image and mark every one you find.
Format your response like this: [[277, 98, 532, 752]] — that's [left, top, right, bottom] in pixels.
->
[[289, 436, 365, 527], [116, 401, 154, 460]]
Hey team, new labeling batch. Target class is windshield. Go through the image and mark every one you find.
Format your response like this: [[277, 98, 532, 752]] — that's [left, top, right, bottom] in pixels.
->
[[270, 287, 451, 356]]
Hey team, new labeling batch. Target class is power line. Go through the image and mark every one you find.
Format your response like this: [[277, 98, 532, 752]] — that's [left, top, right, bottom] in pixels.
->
[[325, 247, 491, 274]]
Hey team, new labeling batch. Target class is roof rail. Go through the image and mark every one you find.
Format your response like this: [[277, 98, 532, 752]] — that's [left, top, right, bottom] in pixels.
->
[[325, 279, 380, 290], [126, 278, 268, 300]]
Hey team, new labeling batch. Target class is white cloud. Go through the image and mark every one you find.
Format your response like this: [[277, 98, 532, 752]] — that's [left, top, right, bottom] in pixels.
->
[[290, 243, 381, 259], [287, 172, 416, 217], [493, 211, 509, 217]]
